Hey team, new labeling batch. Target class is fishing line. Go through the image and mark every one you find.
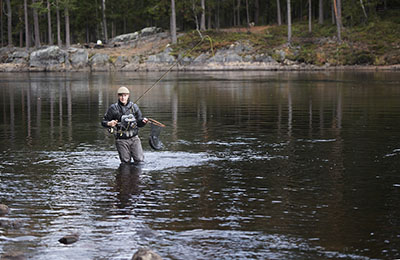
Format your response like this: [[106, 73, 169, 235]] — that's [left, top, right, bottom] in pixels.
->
[[133, 34, 214, 104]]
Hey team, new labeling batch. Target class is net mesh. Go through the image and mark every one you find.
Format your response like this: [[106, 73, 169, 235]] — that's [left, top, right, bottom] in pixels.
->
[[148, 119, 165, 150]]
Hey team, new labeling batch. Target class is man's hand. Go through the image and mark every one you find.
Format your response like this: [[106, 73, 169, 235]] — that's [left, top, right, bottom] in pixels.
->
[[108, 120, 118, 127], [142, 118, 149, 124]]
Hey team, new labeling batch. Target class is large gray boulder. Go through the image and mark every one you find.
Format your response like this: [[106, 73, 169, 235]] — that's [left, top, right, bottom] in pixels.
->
[[111, 32, 139, 43], [140, 27, 162, 37], [68, 48, 88, 68], [29, 46, 67, 68], [29, 46, 68, 67], [7, 50, 29, 64], [110, 27, 162, 44], [89, 53, 110, 71]]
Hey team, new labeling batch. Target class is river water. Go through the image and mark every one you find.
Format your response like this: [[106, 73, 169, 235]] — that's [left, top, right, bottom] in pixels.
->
[[0, 71, 399, 259]]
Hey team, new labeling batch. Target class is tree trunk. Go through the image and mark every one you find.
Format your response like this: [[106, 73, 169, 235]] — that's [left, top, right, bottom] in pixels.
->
[[207, 4, 212, 29], [65, 6, 70, 47], [111, 21, 116, 38], [6, 0, 12, 46], [33, 0, 41, 48], [360, 0, 368, 19], [237, 0, 241, 26], [254, 0, 259, 25], [333, 0, 342, 41], [191, 0, 200, 31], [318, 0, 324, 24], [277, 0, 282, 25], [56, 0, 62, 46], [245, 0, 250, 26], [1, 0, 3, 47], [308, 0, 312, 33], [200, 0, 206, 31], [171, 0, 177, 44], [102, 0, 108, 42], [233, 0, 236, 26], [215, 0, 220, 30], [300, 0, 303, 21], [24, 0, 30, 48], [287, 0, 291, 44], [86, 23, 89, 43], [47, 0, 53, 45], [20, 28, 23, 48]]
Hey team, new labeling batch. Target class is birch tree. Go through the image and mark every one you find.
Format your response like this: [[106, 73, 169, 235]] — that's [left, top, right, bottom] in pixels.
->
[[102, 0, 108, 42], [47, 0, 53, 45], [200, 0, 206, 31], [65, 5, 70, 47], [171, 0, 177, 44], [32, 0, 41, 48], [56, 0, 62, 46], [277, 0, 282, 25], [24, 0, 30, 48]]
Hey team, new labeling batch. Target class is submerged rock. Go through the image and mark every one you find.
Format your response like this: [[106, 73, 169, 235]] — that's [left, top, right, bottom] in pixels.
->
[[0, 204, 9, 216], [0, 219, 22, 229], [131, 248, 163, 260], [0, 251, 26, 260], [58, 233, 80, 244]]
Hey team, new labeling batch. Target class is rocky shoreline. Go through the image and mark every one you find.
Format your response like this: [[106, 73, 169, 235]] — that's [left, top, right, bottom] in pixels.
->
[[1, 27, 399, 73]]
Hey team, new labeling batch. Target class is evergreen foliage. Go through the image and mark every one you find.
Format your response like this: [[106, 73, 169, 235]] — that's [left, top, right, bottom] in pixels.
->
[[1, 0, 399, 47]]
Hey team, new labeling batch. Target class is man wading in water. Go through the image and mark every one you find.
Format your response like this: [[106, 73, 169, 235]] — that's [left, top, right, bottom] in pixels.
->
[[102, 86, 148, 164]]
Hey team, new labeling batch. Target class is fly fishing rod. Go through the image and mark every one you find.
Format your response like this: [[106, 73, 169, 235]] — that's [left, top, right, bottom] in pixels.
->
[[133, 34, 214, 104], [133, 33, 213, 150]]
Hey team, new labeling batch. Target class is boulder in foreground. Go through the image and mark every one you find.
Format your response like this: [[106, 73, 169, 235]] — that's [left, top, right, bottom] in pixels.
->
[[131, 248, 163, 260]]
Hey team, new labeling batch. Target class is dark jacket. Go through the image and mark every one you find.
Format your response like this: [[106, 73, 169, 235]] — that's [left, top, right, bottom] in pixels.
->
[[101, 100, 146, 139]]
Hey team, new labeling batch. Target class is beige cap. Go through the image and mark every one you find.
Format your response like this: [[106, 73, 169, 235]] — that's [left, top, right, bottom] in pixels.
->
[[117, 86, 130, 94]]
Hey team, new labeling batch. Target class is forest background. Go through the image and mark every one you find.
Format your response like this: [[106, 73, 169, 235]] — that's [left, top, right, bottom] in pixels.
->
[[1, 0, 400, 67]]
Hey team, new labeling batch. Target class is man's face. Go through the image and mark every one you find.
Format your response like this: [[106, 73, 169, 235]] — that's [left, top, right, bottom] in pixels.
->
[[118, 93, 129, 105]]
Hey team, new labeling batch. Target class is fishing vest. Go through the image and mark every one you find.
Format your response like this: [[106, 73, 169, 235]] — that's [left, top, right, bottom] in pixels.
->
[[112, 101, 140, 139]]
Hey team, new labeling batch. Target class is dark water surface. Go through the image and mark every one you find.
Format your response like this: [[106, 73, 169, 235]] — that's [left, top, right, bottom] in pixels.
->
[[0, 71, 399, 259]]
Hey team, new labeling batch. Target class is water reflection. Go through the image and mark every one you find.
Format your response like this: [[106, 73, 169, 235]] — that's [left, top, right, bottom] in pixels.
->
[[0, 71, 400, 259], [115, 163, 141, 208], [0, 72, 354, 148]]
